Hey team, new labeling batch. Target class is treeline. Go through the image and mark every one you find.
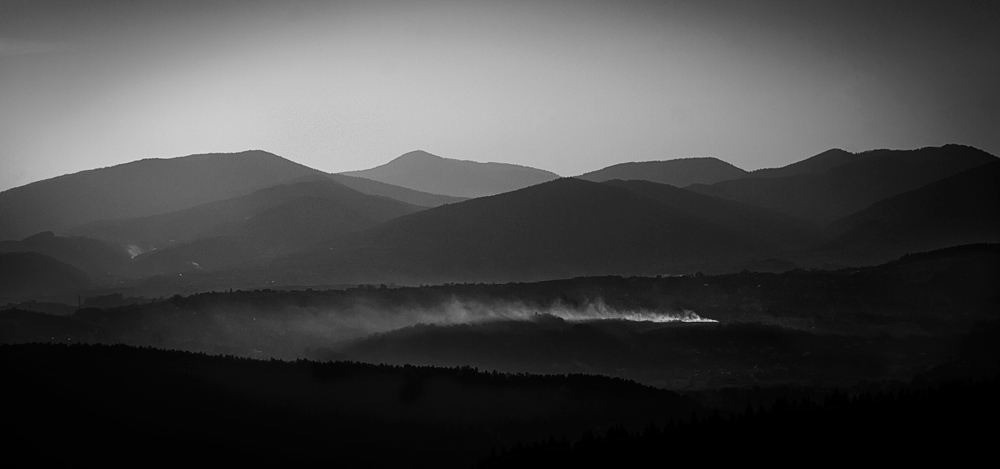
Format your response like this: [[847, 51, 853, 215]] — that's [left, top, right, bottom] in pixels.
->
[[2, 342, 702, 467], [481, 375, 1000, 466]]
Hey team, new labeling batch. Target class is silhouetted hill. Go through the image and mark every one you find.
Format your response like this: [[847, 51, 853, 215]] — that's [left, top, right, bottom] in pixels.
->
[[687, 145, 997, 225], [821, 161, 1000, 263], [288, 178, 773, 284], [341, 150, 559, 198], [750, 148, 864, 178], [71, 178, 421, 253], [97, 179, 423, 275], [0, 252, 91, 300], [603, 179, 820, 249], [0, 231, 131, 277], [328, 173, 466, 207], [3, 342, 704, 467], [0, 150, 326, 241], [577, 157, 749, 186]]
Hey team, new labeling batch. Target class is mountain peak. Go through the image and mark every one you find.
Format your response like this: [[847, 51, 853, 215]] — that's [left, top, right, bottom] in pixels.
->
[[576, 157, 749, 187], [342, 151, 559, 198], [394, 150, 442, 161]]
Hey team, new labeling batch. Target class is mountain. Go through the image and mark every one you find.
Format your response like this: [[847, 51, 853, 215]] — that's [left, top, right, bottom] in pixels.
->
[[281, 178, 774, 284], [327, 173, 465, 207], [0, 252, 91, 300], [577, 157, 749, 186], [0, 231, 131, 278], [79, 178, 423, 275], [71, 178, 421, 250], [750, 148, 865, 178], [821, 161, 1000, 263], [0, 150, 328, 241], [602, 180, 820, 249], [341, 150, 559, 198], [687, 145, 998, 225]]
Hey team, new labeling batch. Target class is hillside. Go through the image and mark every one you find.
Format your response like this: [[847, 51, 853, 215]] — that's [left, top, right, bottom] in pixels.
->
[[603, 179, 820, 249], [0, 231, 131, 277], [687, 145, 997, 225], [750, 148, 864, 178], [327, 173, 465, 207], [0, 150, 327, 241], [341, 150, 559, 198], [103, 179, 423, 275], [821, 161, 1000, 262], [71, 178, 421, 251], [0, 252, 91, 300], [577, 157, 749, 186], [282, 178, 773, 284]]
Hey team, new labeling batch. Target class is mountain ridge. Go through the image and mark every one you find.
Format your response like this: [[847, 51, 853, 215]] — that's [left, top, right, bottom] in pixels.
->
[[341, 150, 560, 198], [577, 157, 749, 186]]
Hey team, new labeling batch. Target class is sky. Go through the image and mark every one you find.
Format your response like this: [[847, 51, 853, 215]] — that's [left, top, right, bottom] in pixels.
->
[[1, 0, 997, 191]]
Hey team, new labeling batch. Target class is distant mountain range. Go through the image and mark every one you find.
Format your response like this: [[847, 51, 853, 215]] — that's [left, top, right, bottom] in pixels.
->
[[688, 144, 996, 225], [283, 177, 773, 284], [576, 157, 749, 186], [341, 150, 560, 198], [821, 160, 1000, 263], [0, 144, 996, 299], [0, 150, 322, 241], [0, 252, 91, 300]]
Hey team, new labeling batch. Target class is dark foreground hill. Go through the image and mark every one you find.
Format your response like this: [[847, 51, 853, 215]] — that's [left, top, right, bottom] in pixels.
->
[[688, 145, 997, 225], [2, 342, 703, 467], [4, 340, 996, 466], [0, 150, 326, 241], [342, 150, 559, 198], [821, 161, 1000, 263], [576, 157, 749, 186]]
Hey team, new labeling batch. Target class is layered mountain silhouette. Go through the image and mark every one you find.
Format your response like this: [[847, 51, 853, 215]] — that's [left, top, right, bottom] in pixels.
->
[[603, 180, 820, 250], [687, 145, 997, 225], [0, 252, 91, 300], [821, 161, 1000, 263], [577, 157, 749, 186], [0, 150, 328, 241], [326, 173, 464, 207], [77, 178, 423, 275], [282, 178, 773, 284], [3, 143, 998, 296], [0, 231, 130, 278], [341, 150, 559, 198], [72, 178, 420, 249], [749, 148, 864, 178]]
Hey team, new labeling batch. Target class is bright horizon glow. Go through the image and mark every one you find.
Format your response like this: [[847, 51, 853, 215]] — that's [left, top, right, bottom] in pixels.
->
[[1, 0, 997, 191]]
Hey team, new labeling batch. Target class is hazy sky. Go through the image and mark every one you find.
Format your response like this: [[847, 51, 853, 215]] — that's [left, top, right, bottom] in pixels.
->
[[1, 0, 997, 190]]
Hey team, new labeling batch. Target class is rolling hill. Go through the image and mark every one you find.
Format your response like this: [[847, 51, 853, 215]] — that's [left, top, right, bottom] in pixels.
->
[[749, 148, 864, 178], [577, 157, 749, 186], [0, 231, 131, 277], [71, 178, 422, 250], [687, 145, 997, 225], [100, 179, 424, 275], [0, 252, 91, 300], [821, 161, 1000, 262], [327, 173, 465, 207], [603, 179, 820, 249], [0, 150, 328, 241], [341, 150, 559, 198], [281, 177, 775, 284]]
